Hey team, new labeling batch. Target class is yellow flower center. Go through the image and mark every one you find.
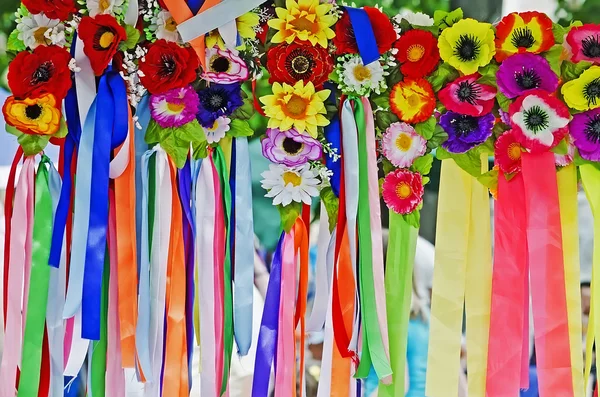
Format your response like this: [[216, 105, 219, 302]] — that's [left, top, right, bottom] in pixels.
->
[[167, 102, 185, 113], [396, 182, 412, 199], [407, 44, 425, 62], [292, 16, 317, 33], [34, 27, 49, 44], [395, 133, 412, 151], [353, 65, 372, 82], [99, 0, 111, 12], [206, 120, 220, 132], [508, 142, 522, 161], [286, 95, 308, 117], [99, 31, 115, 49], [165, 17, 177, 32], [282, 171, 302, 187], [407, 93, 421, 108]]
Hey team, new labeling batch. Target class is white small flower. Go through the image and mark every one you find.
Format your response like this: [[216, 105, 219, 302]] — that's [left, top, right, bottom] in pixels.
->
[[17, 13, 64, 49], [68, 58, 81, 73], [204, 117, 231, 144], [152, 10, 181, 42], [261, 164, 320, 206], [87, 0, 125, 17], [339, 55, 386, 96], [394, 9, 434, 27]]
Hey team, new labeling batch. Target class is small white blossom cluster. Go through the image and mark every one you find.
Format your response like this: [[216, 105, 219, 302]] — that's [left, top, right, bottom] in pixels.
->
[[141, 0, 161, 23], [309, 161, 333, 189], [320, 140, 341, 163], [120, 45, 148, 107], [44, 24, 66, 46]]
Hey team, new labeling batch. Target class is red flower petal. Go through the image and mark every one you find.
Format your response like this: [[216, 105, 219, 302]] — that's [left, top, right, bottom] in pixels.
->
[[266, 42, 333, 89], [333, 7, 396, 56], [382, 169, 424, 215], [79, 15, 127, 76], [21, 0, 76, 21], [394, 29, 439, 78]]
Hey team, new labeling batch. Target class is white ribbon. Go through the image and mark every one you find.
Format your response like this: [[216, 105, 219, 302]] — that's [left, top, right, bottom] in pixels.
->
[[124, 0, 139, 26], [307, 206, 332, 333], [109, 129, 130, 179]]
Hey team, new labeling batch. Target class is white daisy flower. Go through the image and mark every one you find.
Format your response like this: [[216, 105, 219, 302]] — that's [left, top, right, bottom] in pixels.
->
[[394, 10, 434, 27], [381, 122, 427, 168], [17, 13, 64, 49], [204, 116, 231, 144], [87, 0, 125, 17], [339, 55, 386, 96], [153, 10, 181, 43], [261, 163, 320, 206]]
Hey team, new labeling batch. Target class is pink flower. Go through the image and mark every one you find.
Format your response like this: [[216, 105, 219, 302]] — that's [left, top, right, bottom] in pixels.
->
[[438, 74, 496, 116], [382, 169, 424, 215], [381, 122, 426, 168], [203, 47, 249, 84], [261, 128, 322, 166], [150, 85, 199, 128], [565, 24, 600, 64]]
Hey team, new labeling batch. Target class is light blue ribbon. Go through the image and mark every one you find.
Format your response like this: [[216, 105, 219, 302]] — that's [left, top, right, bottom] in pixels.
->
[[135, 96, 151, 279]]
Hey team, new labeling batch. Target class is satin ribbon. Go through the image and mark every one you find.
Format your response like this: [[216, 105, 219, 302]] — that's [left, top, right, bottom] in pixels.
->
[[316, 263, 336, 397], [232, 137, 254, 356], [17, 157, 53, 397], [522, 152, 573, 396], [0, 156, 35, 397], [90, 247, 109, 397], [344, 6, 380, 65], [294, 219, 310, 397], [324, 84, 341, 197]]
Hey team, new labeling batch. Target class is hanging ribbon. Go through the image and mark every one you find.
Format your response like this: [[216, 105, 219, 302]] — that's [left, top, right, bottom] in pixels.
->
[[306, 205, 332, 332], [521, 152, 573, 396], [344, 6, 380, 65], [324, 84, 341, 197], [90, 248, 109, 397]]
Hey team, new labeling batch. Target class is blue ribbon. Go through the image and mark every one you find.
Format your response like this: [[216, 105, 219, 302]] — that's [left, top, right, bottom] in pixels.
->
[[324, 83, 341, 197], [82, 69, 128, 340], [252, 233, 284, 397], [187, 0, 204, 15], [344, 6, 380, 65]]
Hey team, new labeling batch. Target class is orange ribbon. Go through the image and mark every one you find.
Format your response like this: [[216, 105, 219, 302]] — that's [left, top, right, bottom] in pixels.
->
[[293, 218, 309, 397]]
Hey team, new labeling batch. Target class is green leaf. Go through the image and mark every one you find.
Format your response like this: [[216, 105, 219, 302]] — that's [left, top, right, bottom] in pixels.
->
[[118, 24, 140, 51], [18, 133, 50, 156], [174, 119, 205, 142], [386, 66, 403, 87], [477, 168, 498, 191], [375, 110, 399, 132], [411, 154, 433, 175], [551, 138, 569, 155], [562, 60, 593, 81], [476, 137, 495, 155], [574, 150, 600, 170], [415, 25, 440, 37], [427, 125, 448, 150], [160, 131, 189, 168], [497, 92, 511, 112], [434, 8, 463, 30], [436, 147, 483, 178], [320, 187, 339, 233], [278, 201, 302, 233], [478, 63, 499, 79], [228, 119, 254, 138], [422, 176, 430, 185], [401, 209, 421, 229], [427, 62, 459, 91], [231, 97, 255, 120], [145, 120, 162, 144], [371, 95, 390, 110], [552, 23, 567, 44], [7, 29, 25, 52], [544, 45, 564, 76], [54, 117, 68, 139], [192, 140, 208, 159], [476, 74, 497, 88], [381, 157, 395, 175], [414, 117, 436, 140]]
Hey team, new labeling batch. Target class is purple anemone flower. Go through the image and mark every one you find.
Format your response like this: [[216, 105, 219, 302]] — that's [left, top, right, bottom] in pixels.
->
[[569, 108, 600, 161], [440, 111, 495, 154], [150, 85, 199, 128], [261, 128, 322, 166], [496, 53, 559, 99], [196, 83, 243, 128]]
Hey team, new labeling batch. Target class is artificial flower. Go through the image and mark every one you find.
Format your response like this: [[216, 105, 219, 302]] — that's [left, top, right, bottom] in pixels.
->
[[261, 163, 320, 206], [562, 65, 600, 111], [565, 24, 600, 63], [334, 6, 396, 55], [509, 89, 570, 153], [494, 132, 522, 174], [21, 0, 75, 21], [261, 127, 322, 166], [205, 11, 261, 49], [394, 29, 439, 78], [382, 169, 424, 215], [494, 11, 554, 62], [138, 39, 199, 94], [203, 47, 249, 84], [338, 55, 386, 96], [393, 10, 434, 27], [196, 83, 243, 128], [260, 81, 330, 138], [496, 53, 558, 98], [438, 18, 496, 75], [439, 111, 495, 153], [153, 10, 180, 42], [8, 45, 72, 101], [438, 74, 496, 116], [569, 108, 600, 161], [381, 122, 427, 168], [204, 116, 231, 144], [78, 15, 126, 76], [87, 0, 124, 17], [390, 78, 436, 124], [3, 93, 61, 135], [150, 86, 199, 128], [266, 42, 333, 88], [17, 13, 65, 49], [554, 136, 575, 167], [268, 0, 336, 48]]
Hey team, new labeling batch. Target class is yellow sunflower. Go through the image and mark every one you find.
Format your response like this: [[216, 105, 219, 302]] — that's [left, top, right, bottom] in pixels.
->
[[205, 11, 261, 49], [2, 94, 61, 135], [268, 0, 336, 48], [438, 18, 496, 75], [260, 80, 331, 138], [562, 66, 600, 111]]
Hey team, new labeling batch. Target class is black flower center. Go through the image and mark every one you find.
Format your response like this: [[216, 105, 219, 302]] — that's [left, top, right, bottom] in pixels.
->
[[452, 115, 479, 135], [585, 114, 600, 143], [454, 34, 481, 62], [582, 35, 600, 58], [31, 61, 54, 85], [25, 104, 42, 120], [282, 137, 304, 154], [285, 49, 314, 81], [158, 54, 177, 78], [202, 89, 227, 112], [211, 56, 230, 73], [510, 27, 535, 49], [515, 68, 541, 90], [584, 78, 600, 107], [456, 81, 481, 105], [524, 105, 549, 133]]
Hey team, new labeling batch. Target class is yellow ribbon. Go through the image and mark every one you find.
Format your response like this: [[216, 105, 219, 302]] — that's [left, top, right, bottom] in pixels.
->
[[557, 164, 584, 397]]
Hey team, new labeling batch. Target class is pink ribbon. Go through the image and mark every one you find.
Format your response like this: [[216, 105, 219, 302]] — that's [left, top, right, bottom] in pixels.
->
[[0, 156, 35, 397], [212, 156, 225, 393]]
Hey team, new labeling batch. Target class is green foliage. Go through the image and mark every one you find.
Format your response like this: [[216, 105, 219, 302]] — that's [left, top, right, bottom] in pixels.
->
[[118, 24, 141, 51], [557, 0, 600, 26], [228, 119, 254, 138], [278, 201, 302, 232], [320, 187, 339, 233], [414, 116, 436, 140], [411, 154, 433, 175], [145, 119, 207, 168], [350, 0, 450, 19]]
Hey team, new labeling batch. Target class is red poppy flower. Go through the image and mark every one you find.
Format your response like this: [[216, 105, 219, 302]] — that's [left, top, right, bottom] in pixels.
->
[[8, 45, 72, 102], [79, 15, 126, 76], [495, 11, 554, 62], [21, 0, 76, 21], [438, 74, 496, 116], [494, 132, 522, 174], [138, 39, 199, 95], [394, 29, 439, 78], [266, 42, 334, 89], [333, 7, 396, 56]]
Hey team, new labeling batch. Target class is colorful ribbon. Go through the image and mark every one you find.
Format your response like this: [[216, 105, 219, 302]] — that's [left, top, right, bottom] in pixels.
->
[[344, 6, 380, 65]]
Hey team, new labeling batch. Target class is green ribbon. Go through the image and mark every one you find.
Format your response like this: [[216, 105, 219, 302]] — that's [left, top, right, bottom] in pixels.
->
[[214, 146, 233, 395], [378, 213, 418, 396], [17, 156, 53, 397], [90, 248, 109, 396], [354, 99, 393, 380]]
